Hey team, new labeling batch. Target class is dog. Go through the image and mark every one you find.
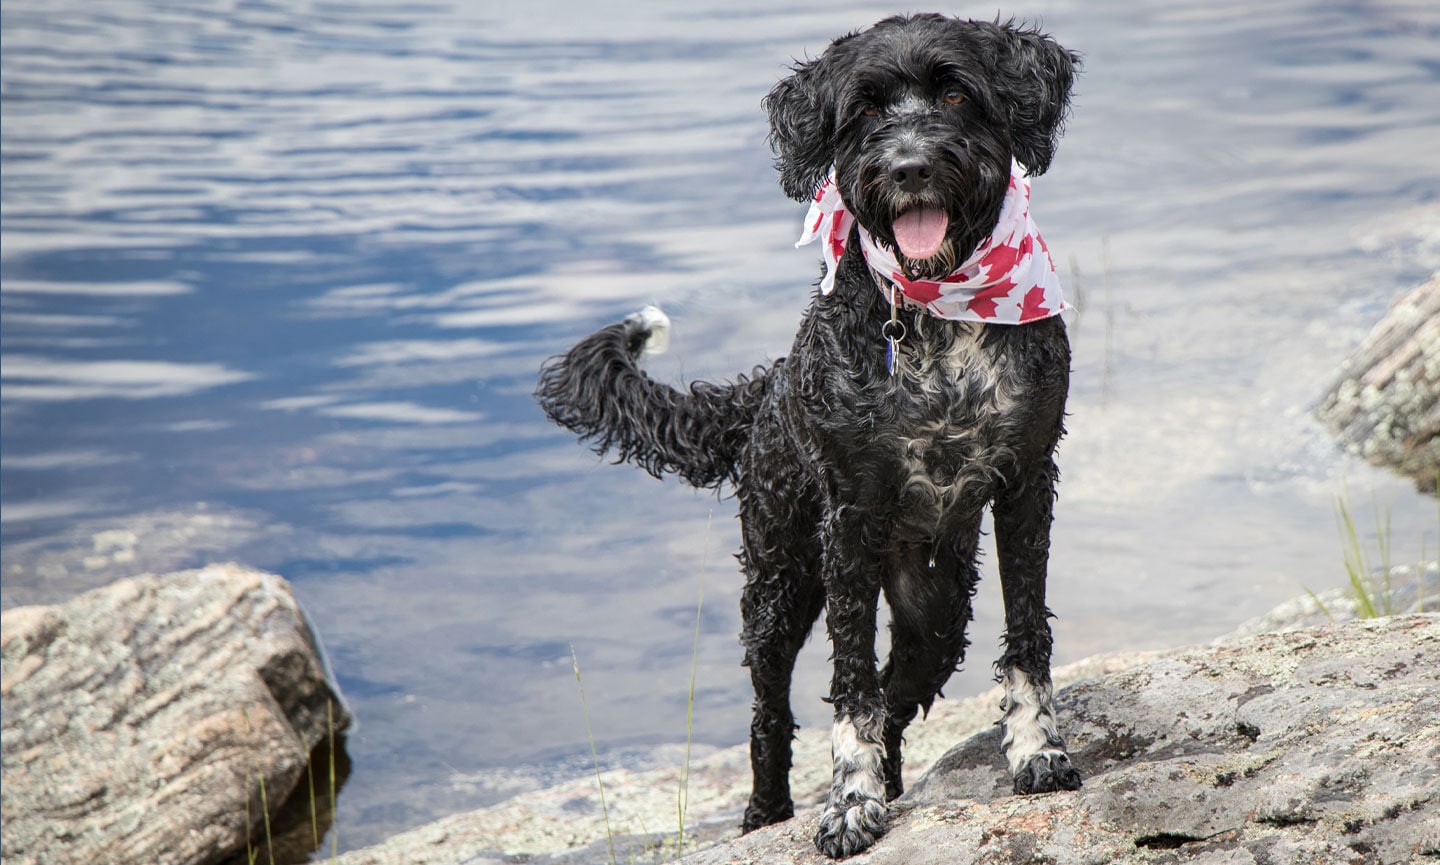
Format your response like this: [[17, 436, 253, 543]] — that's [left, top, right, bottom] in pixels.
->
[[536, 14, 1081, 858]]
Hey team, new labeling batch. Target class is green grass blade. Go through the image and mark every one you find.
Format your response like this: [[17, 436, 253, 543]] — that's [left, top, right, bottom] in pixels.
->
[[307, 754, 319, 850], [328, 698, 339, 862], [677, 512, 712, 859], [240, 706, 275, 865], [1334, 493, 1378, 619], [1303, 586, 1336, 623], [258, 769, 274, 865], [571, 643, 618, 865]]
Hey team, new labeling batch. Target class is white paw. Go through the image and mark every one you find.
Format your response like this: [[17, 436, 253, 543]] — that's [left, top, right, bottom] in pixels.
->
[[814, 796, 887, 858]]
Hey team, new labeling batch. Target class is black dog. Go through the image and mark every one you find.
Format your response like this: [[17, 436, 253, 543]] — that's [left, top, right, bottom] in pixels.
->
[[537, 14, 1081, 858]]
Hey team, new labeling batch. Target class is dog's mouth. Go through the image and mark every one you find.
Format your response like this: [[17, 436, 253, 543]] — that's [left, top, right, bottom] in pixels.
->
[[892, 207, 950, 262]]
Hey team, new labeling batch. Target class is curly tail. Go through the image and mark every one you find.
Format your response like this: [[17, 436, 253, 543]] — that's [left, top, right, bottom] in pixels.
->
[[535, 307, 769, 489]]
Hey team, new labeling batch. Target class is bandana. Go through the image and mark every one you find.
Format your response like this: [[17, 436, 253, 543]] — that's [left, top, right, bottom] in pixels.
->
[[795, 159, 1067, 324]]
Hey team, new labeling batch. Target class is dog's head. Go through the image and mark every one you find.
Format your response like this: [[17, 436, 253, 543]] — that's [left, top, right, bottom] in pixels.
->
[[766, 15, 1078, 279]]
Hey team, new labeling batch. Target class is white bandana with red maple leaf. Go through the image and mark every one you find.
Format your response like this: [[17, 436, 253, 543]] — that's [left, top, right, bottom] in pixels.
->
[[795, 159, 1067, 324]]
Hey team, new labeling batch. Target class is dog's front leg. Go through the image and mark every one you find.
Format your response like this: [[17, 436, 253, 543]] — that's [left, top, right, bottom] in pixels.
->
[[814, 509, 889, 858], [993, 458, 1083, 795]]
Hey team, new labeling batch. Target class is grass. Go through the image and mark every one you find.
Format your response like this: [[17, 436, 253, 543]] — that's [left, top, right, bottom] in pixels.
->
[[1309, 479, 1439, 621], [241, 706, 276, 865], [570, 642, 619, 865], [241, 698, 343, 865], [676, 512, 712, 860], [327, 699, 339, 861], [1334, 488, 1394, 618], [570, 511, 714, 865]]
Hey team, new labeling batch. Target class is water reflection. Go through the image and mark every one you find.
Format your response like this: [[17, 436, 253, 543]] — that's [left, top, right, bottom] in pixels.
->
[[2, 355, 253, 400], [3, 0, 1438, 854]]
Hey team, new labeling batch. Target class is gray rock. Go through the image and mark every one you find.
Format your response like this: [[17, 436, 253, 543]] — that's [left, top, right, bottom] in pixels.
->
[[0, 564, 350, 865], [324, 651, 1160, 865], [1316, 275, 1440, 493], [315, 574, 1440, 865], [679, 614, 1439, 865]]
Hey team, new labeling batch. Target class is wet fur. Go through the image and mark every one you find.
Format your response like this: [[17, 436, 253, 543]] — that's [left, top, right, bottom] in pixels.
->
[[536, 14, 1081, 859]]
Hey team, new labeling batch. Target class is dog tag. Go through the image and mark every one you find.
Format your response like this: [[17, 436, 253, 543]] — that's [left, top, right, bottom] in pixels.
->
[[881, 318, 906, 376]]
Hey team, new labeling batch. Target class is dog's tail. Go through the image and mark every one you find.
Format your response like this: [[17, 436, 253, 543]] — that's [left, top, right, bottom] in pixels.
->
[[535, 306, 769, 489]]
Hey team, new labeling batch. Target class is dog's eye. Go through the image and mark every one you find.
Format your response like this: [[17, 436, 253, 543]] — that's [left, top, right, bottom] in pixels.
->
[[943, 89, 966, 106], [861, 104, 880, 118]]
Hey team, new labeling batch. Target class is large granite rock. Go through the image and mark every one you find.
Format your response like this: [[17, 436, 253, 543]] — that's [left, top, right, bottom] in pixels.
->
[[1317, 275, 1440, 493], [681, 614, 1439, 865], [0, 564, 350, 865]]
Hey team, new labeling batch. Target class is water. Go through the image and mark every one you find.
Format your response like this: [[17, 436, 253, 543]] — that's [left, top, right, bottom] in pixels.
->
[[3, 0, 1437, 853]]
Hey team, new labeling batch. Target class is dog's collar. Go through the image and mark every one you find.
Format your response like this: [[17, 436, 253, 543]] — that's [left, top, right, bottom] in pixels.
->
[[795, 159, 1067, 325]]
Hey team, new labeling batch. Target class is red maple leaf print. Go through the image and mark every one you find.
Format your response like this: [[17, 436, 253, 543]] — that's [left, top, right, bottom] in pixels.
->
[[891, 272, 941, 304], [1019, 285, 1051, 322], [977, 233, 1029, 282], [965, 278, 1016, 319]]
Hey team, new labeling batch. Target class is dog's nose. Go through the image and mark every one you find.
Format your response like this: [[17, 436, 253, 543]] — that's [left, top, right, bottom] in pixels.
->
[[889, 158, 933, 194]]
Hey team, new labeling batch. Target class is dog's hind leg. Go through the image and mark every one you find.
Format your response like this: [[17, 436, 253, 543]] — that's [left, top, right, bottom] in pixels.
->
[[878, 531, 981, 800], [738, 522, 825, 833], [992, 458, 1083, 794]]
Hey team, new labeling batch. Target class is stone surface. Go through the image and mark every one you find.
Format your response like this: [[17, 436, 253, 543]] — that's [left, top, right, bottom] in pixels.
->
[[682, 614, 1440, 865], [331, 614, 1438, 865], [325, 651, 1161, 865], [318, 567, 1440, 863], [1317, 275, 1440, 493], [0, 564, 350, 865]]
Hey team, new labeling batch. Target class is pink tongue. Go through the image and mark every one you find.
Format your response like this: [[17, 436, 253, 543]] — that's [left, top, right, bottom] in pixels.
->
[[893, 208, 949, 259]]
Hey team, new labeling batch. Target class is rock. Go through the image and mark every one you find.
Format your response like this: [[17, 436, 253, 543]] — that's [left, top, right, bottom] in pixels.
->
[[0, 563, 350, 865], [324, 650, 1161, 865], [679, 614, 1439, 865], [1316, 275, 1440, 493], [326, 572, 1440, 863], [1215, 560, 1438, 642]]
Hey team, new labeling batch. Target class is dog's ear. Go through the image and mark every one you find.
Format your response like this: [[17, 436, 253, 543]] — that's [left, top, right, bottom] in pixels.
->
[[982, 21, 1080, 176], [764, 54, 838, 202]]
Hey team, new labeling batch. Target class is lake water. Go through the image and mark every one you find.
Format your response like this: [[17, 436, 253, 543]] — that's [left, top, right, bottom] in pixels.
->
[[3, 0, 1437, 854]]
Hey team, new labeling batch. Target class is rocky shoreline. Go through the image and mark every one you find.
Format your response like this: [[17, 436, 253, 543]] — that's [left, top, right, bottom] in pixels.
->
[[3, 562, 1435, 865], [329, 566, 1440, 865], [677, 614, 1440, 865]]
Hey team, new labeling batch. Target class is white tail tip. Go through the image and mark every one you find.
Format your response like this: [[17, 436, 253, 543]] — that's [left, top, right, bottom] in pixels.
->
[[628, 305, 671, 355]]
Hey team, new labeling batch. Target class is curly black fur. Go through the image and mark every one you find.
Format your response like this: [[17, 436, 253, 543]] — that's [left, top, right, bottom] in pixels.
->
[[536, 318, 767, 489], [536, 14, 1081, 859]]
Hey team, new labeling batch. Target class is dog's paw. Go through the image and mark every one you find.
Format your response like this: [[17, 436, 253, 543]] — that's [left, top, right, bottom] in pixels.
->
[[741, 799, 794, 834], [1012, 749, 1083, 795], [814, 795, 887, 859]]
